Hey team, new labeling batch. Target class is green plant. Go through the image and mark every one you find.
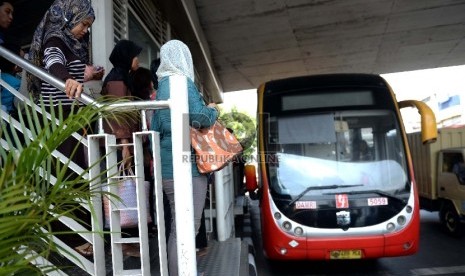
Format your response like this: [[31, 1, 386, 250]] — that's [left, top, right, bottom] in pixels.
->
[[0, 98, 128, 275], [219, 106, 257, 162]]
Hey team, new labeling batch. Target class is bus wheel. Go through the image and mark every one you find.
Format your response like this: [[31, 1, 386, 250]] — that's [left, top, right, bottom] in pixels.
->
[[440, 202, 463, 237]]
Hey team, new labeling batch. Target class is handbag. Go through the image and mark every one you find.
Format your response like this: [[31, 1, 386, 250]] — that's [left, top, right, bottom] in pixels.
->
[[103, 165, 152, 228], [190, 120, 243, 174]]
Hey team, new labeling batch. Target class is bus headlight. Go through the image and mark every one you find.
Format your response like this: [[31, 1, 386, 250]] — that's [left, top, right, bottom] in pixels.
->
[[397, 215, 406, 226], [282, 221, 292, 231], [274, 212, 282, 220], [294, 227, 304, 236], [405, 205, 413, 213], [386, 222, 396, 232]]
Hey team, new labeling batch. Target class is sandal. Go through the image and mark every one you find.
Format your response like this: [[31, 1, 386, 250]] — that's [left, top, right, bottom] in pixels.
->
[[75, 242, 93, 256], [122, 244, 141, 258]]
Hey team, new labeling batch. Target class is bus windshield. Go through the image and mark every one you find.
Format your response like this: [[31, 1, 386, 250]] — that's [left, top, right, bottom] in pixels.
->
[[265, 110, 409, 199]]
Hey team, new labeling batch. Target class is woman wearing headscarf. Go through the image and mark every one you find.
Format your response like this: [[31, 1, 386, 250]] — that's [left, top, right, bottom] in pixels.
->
[[150, 39, 218, 276], [28, 0, 94, 107], [26, 0, 96, 255], [101, 39, 142, 169], [97, 39, 143, 257], [27, 0, 95, 168]]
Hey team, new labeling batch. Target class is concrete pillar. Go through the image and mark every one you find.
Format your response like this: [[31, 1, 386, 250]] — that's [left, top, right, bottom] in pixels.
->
[[91, 0, 115, 73]]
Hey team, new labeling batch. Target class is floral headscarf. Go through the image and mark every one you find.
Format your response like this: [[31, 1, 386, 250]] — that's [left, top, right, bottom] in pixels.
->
[[156, 40, 195, 82], [27, 0, 94, 96]]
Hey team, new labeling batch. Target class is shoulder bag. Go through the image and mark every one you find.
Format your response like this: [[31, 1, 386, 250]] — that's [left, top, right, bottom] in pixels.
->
[[190, 120, 243, 174]]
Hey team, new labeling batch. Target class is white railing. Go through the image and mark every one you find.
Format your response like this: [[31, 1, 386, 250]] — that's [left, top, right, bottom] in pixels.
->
[[0, 44, 239, 275], [0, 45, 198, 275]]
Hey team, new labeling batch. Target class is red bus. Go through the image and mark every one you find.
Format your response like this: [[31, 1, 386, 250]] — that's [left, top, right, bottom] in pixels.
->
[[245, 74, 437, 260]]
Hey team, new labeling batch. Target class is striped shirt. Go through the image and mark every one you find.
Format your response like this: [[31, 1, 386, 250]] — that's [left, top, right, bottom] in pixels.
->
[[41, 37, 85, 108]]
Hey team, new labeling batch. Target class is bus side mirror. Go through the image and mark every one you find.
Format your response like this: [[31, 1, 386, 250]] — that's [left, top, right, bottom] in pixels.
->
[[398, 100, 437, 144], [245, 164, 258, 194]]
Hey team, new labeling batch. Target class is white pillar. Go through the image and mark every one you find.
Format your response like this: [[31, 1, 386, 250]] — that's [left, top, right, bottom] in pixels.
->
[[214, 168, 227, 241], [91, 0, 114, 73], [170, 75, 197, 275]]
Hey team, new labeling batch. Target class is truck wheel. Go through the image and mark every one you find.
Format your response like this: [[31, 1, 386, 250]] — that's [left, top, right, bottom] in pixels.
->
[[439, 203, 463, 237]]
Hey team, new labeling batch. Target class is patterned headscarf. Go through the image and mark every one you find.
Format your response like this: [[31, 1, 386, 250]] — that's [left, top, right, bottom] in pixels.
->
[[29, 0, 94, 66], [156, 40, 195, 82], [27, 0, 94, 96]]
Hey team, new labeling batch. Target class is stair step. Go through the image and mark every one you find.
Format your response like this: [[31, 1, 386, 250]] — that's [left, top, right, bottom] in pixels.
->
[[118, 268, 142, 275], [114, 237, 140, 244], [111, 207, 138, 211]]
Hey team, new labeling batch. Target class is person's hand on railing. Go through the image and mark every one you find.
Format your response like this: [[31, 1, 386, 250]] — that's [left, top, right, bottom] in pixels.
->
[[65, 78, 83, 99]]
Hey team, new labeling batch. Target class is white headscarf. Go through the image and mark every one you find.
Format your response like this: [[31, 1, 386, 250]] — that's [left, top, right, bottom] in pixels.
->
[[156, 39, 195, 82]]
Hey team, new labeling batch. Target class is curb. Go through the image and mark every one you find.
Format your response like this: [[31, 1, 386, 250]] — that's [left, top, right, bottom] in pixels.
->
[[241, 199, 257, 276]]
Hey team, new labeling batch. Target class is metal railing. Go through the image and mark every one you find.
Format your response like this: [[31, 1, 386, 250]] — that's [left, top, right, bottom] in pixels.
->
[[0, 45, 195, 275], [0, 44, 239, 275]]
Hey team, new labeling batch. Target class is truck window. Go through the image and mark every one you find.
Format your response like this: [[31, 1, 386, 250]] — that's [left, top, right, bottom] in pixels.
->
[[442, 152, 459, 173], [443, 152, 465, 184]]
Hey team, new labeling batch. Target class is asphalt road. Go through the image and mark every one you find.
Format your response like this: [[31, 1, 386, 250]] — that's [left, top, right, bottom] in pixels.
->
[[249, 201, 465, 276]]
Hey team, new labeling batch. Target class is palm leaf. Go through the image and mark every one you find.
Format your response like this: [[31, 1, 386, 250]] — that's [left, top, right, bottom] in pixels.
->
[[0, 96, 136, 274]]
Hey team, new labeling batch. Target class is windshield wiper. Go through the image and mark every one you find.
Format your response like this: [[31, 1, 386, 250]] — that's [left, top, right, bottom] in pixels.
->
[[288, 184, 363, 207], [324, 189, 407, 204]]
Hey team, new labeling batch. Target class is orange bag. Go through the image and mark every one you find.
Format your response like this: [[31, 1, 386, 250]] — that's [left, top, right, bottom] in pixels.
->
[[190, 121, 243, 173]]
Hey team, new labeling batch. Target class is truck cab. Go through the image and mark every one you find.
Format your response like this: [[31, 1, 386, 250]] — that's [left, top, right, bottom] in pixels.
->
[[437, 149, 465, 235], [408, 127, 465, 237]]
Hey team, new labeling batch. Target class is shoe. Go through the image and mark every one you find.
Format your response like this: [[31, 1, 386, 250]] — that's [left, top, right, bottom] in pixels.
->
[[75, 242, 93, 256], [196, 247, 208, 257], [122, 244, 141, 258]]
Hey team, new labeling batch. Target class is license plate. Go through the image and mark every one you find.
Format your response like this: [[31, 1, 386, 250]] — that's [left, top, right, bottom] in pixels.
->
[[330, 249, 362, 259]]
